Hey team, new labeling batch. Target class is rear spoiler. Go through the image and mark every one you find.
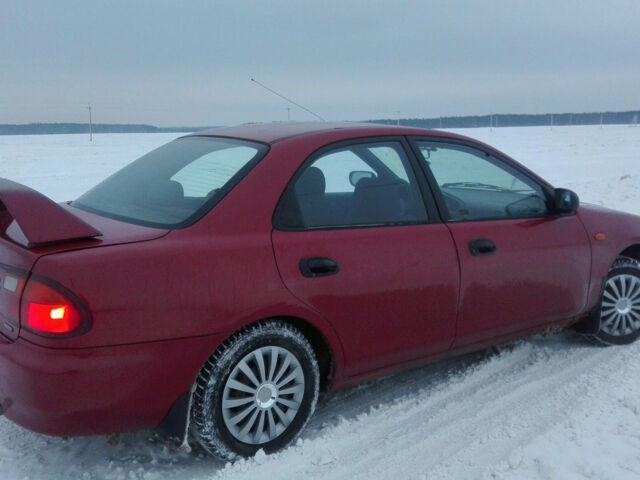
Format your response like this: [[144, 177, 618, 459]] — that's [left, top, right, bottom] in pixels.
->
[[0, 178, 102, 248]]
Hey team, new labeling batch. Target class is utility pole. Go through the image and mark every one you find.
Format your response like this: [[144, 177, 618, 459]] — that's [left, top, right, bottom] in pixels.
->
[[87, 104, 93, 142], [396, 111, 400, 126], [287, 105, 291, 122], [439, 117, 442, 129]]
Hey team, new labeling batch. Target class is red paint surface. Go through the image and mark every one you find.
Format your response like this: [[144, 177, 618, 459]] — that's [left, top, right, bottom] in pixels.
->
[[272, 225, 459, 378], [0, 178, 101, 247], [0, 123, 638, 437], [0, 333, 226, 435], [450, 216, 592, 346]]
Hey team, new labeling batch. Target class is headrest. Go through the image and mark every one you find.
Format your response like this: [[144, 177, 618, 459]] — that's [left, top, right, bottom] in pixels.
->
[[296, 166, 326, 195], [147, 180, 184, 205], [354, 177, 378, 191]]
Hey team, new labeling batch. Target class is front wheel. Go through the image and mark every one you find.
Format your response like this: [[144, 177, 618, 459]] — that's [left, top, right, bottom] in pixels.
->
[[190, 321, 319, 460], [591, 256, 640, 345]]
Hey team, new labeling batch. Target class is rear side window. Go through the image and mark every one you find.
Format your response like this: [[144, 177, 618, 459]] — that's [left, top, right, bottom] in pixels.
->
[[276, 141, 427, 229], [74, 137, 268, 228]]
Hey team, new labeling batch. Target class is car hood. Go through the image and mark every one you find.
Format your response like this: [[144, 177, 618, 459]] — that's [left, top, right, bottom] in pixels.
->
[[579, 202, 640, 223]]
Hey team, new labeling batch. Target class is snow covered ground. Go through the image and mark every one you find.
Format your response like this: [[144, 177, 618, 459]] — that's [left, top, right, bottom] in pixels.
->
[[0, 125, 639, 479]]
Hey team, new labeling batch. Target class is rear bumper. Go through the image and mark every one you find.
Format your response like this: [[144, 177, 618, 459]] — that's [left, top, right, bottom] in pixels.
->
[[0, 333, 225, 436]]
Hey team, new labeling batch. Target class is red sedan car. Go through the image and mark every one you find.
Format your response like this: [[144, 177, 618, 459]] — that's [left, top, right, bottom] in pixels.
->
[[0, 123, 639, 459]]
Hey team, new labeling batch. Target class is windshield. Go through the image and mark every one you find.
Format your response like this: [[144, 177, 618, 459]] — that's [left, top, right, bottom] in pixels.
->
[[73, 136, 269, 228]]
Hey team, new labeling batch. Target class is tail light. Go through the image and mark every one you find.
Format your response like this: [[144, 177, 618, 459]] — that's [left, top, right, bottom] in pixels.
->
[[20, 275, 91, 337]]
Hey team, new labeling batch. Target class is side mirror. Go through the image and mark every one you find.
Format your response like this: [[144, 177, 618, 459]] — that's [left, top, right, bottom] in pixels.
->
[[349, 170, 375, 187], [553, 188, 579, 215]]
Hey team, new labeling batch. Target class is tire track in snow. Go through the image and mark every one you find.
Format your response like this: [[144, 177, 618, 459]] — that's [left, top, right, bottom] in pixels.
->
[[1, 332, 638, 479], [216, 333, 639, 480]]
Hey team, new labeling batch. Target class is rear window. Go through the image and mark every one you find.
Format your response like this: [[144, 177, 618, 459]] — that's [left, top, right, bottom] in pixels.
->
[[73, 136, 268, 228]]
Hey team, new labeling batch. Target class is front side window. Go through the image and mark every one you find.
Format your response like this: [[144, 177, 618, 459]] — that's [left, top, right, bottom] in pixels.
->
[[276, 141, 427, 229], [74, 137, 268, 228], [416, 141, 549, 221]]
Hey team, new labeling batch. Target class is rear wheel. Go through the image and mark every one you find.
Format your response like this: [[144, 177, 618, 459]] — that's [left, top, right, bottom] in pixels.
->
[[591, 256, 640, 345], [190, 321, 319, 460]]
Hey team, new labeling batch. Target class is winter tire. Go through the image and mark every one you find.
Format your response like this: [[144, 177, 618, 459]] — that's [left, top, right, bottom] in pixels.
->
[[591, 256, 640, 345], [190, 320, 319, 460]]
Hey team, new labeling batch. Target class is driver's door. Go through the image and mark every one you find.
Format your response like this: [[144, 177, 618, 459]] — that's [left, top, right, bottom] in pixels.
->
[[413, 139, 592, 347]]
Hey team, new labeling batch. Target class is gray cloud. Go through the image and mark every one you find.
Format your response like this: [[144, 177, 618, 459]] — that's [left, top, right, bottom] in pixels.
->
[[1, 0, 639, 126]]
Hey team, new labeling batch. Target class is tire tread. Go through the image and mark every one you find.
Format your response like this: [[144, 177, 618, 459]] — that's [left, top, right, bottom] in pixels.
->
[[587, 256, 640, 346], [190, 320, 319, 460]]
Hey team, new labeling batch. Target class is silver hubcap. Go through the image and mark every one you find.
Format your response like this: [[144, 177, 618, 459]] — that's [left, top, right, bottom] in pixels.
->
[[600, 273, 640, 336], [221, 346, 305, 444]]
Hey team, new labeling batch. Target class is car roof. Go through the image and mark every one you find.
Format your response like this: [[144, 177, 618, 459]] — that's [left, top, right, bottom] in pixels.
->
[[184, 122, 552, 188], [187, 122, 467, 145]]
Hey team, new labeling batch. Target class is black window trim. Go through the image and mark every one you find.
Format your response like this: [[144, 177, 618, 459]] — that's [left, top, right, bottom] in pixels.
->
[[406, 136, 558, 223], [272, 136, 441, 232]]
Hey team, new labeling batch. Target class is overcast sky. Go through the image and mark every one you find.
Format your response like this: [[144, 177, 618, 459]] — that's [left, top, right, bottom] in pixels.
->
[[1, 0, 639, 126]]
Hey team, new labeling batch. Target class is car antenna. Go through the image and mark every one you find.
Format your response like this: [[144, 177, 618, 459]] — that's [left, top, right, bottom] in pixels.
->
[[250, 77, 325, 122]]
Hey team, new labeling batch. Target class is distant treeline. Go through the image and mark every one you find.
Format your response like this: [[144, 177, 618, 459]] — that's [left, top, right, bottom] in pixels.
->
[[0, 123, 213, 135], [2, 110, 640, 135], [369, 110, 640, 129]]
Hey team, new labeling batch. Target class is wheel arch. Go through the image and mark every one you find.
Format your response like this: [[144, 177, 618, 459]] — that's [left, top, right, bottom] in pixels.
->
[[160, 312, 341, 446], [220, 314, 339, 395], [620, 244, 640, 263], [275, 315, 335, 394], [574, 252, 640, 336]]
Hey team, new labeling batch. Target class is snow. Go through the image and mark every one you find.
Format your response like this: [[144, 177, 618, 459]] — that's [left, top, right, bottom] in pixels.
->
[[0, 125, 639, 479], [0, 132, 180, 202]]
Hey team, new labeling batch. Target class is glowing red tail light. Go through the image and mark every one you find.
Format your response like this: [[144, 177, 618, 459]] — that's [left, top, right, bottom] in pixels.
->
[[21, 276, 89, 336], [27, 303, 80, 333]]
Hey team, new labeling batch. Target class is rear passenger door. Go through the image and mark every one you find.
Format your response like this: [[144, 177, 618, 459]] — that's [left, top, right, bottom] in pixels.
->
[[271, 138, 460, 378]]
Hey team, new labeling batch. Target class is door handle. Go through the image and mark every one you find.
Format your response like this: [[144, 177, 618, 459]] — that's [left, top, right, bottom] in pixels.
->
[[469, 238, 497, 256], [299, 257, 340, 277]]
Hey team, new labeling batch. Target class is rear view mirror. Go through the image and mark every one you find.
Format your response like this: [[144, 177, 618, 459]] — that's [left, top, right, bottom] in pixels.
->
[[349, 170, 375, 187], [553, 188, 579, 215]]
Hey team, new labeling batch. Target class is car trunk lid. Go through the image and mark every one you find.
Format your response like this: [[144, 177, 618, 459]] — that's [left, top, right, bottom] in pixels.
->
[[0, 178, 169, 341]]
